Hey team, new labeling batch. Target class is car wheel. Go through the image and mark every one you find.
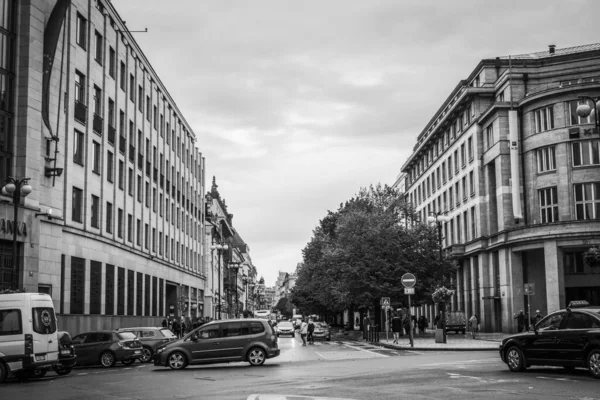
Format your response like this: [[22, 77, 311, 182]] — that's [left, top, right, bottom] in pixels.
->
[[140, 347, 153, 363], [247, 347, 266, 366], [587, 349, 600, 379], [122, 359, 135, 366], [53, 366, 72, 376], [506, 346, 526, 372], [167, 351, 187, 370], [0, 362, 7, 384], [100, 351, 116, 368], [32, 369, 47, 378]]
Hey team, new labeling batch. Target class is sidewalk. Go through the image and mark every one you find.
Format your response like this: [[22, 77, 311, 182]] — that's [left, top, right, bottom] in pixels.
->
[[334, 329, 509, 351]]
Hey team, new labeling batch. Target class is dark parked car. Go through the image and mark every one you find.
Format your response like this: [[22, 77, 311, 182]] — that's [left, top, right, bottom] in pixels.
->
[[276, 321, 295, 337], [153, 319, 280, 369], [117, 327, 177, 363], [313, 322, 331, 341], [72, 331, 143, 367], [499, 300, 600, 379]]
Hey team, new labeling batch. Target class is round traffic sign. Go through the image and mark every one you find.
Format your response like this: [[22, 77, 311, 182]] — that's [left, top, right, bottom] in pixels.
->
[[401, 273, 416, 288]]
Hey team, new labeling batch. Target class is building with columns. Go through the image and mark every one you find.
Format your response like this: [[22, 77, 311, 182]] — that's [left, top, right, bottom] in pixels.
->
[[0, 0, 208, 334], [399, 44, 600, 333]]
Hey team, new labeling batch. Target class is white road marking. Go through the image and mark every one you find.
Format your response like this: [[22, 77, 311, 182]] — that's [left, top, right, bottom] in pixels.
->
[[406, 350, 425, 355], [342, 343, 388, 358], [537, 376, 578, 382], [315, 352, 330, 360], [421, 358, 497, 366]]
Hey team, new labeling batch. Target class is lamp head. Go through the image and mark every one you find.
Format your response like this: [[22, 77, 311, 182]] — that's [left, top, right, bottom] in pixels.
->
[[4, 182, 15, 194], [576, 102, 592, 118], [21, 184, 32, 196]]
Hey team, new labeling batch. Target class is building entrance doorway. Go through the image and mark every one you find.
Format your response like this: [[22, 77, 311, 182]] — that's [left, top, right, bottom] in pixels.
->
[[494, 299, 502, 332], [166, 282, 178, 317], [0, 241, 16, 290]]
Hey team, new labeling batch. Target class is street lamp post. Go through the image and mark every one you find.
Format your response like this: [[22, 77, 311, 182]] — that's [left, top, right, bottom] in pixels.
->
[[427, 211, 452, 344], [2, 177, 32, 290], [576, 96, 600, 132], [228, 262, 241, 318], [241, 276, 249, 314], [210, 242, 228, 319]]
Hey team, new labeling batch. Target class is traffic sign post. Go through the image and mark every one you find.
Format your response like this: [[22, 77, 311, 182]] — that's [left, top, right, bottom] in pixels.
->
[[401, 273, 416, 348], [381, 297, 391, 342], [524, 283, 535, 330]]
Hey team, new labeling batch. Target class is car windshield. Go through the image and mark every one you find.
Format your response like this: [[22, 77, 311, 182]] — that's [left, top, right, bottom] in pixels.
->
[[278, 322, 293, 328], [117, 332, 137, 340], [316, 322, 328, 328], [161, 328, 177, 338]]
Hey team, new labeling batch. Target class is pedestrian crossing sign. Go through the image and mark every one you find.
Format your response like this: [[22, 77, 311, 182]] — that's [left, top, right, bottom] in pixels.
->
[[381, 297, 390, 308]]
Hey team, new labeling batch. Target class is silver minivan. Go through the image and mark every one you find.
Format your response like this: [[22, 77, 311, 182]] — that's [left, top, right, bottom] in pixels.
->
[[153, 319, 280, 369], [0, 293, 59, 383]]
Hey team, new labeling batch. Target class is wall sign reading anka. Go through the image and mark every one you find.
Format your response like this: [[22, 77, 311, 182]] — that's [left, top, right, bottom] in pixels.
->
[[0, 218, 27, 236]]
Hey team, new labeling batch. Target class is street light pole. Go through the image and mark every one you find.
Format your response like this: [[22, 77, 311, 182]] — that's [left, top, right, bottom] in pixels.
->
[[2, 177, 32, 290], [228, 262, 240, 318], [210, 242, 228, 320]]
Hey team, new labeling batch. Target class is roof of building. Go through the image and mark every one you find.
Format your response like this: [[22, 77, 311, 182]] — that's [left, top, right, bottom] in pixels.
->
[[498, 43, 600, 60]]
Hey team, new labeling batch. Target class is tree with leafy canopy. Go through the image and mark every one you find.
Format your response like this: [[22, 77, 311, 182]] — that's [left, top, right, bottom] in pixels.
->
[[274, 297, 294, 318]]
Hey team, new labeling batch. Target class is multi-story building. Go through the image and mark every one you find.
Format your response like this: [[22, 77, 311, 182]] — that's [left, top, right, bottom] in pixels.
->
[[0, 1, 208, 333], [400, 44, 600, 333]]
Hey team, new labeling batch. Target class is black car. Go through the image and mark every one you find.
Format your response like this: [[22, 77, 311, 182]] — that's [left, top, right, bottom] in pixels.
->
[[499, 300, 600, 378]]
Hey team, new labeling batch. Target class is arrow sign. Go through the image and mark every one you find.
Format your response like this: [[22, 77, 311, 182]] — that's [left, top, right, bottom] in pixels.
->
[[401, 273, 416, 288]]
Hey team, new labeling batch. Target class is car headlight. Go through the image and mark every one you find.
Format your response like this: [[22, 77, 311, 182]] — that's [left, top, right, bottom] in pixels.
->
[[156, 346, 166, 354]]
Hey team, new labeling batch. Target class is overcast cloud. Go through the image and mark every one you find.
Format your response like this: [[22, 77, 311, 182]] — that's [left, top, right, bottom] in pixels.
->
[[114, 0, 600, 285]]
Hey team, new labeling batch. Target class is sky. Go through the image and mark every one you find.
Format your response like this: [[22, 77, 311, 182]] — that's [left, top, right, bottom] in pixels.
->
[[113, 0, 600, 286]]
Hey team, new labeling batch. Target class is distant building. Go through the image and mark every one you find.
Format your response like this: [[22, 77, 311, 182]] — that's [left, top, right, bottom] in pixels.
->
[[399, 44, 600, 333]]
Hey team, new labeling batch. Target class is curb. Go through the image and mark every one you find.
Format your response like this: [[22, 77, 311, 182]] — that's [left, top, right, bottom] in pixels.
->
[[344, 338, 499, 352]]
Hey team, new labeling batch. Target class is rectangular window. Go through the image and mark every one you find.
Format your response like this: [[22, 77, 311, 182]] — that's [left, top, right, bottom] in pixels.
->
[[146, 96, 151, 121], [153, 188, 157, 212], [461, 143, 466, 167], [105, 264, 115, 315], [455, 182, 460, 205], [118, 160, 124, 189], [574, 182, 600, 220], [145, 182, 150, 207], [70, 257, 85, 314], [537, 146, 556, 172], [144, 223, 149, 249], [564, 251, 585, 274], [107, 151, 114, 182], [471, 206, 476, 239], [117, 208, 123, 238], [72, 187, 83, 222], [151, 276, 157, 316], [106, 202, 113, 234], [129, 74, 135, 102], [76, 13, 87, 49], [153, 105, 158, 129], [469, 171, 475, 196], [448, 155, 453, 177], [449, 187, 454, 208], [136, 272, 143, 316], [128, 168, 133, 196], [73, 129, 84, 165], [91, 195, 99, 228], [462, 176, 467, 200], [138, 85, 143, 112], [534, 106, 554, 133], [144, 274, 150, 316], [93, 85, 102, 116], [127, 270, 134, 315], [92, 141, 100, 173], [159, 233, 163, 255], [152, 228, 156, 252], [442, 161, 446, 182], [467, 136, 473, 161], [137, 175, 142, 203], [109, 47, 116, 78], [454, 150, 459, 173], [486, 125, 494, 149], [75, 70, 86, 103], [117, 267, 125, 315], [569, 100, 592, 125], [108, 98, 115, 127], [120, 61, 126, 91], [136, 218, 141, 246], [94, 31, 103, 64], [572, 140, 600, 166], [539, 187, 558, 223], [127, 214, 133, 242], [90, 260, 102, 314]]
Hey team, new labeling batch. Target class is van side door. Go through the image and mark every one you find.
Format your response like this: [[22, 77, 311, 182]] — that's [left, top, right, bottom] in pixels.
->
[[220, 322, 249, 361], [30, 304, 58, 362]]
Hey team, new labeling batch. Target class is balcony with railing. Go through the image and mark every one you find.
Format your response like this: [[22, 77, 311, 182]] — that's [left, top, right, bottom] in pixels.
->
[[93, 113, 103, 134], [74, 100, 87, 123]]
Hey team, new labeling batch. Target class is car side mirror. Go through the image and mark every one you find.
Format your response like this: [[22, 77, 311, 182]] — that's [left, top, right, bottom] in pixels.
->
[[192, 334, 199, 341]]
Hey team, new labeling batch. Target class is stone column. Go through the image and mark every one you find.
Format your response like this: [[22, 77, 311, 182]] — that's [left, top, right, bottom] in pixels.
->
[[462, 260, 470, 316], [505, 248, 525, 333], [456, 268, 463, 312], [478, 252, 491, 331], [545, 241, 564, 313]]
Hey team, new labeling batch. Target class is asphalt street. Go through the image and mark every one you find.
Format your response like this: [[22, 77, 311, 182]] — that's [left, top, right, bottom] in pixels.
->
[[2, 335, 599, 400]]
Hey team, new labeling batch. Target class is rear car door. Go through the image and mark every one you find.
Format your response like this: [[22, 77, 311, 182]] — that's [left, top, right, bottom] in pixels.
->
[[220, 322, 249, 361], [30, 303, 58, 362], [558, 312, 599, 362], [71, 334, 89, 364]]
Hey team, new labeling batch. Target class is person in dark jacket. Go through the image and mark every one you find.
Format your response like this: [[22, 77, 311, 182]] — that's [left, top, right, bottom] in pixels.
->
[[172, 319, 180, 338], [391, 312, 402, 344], [307, 318, 315, 345], [514, 310, 526, 332]]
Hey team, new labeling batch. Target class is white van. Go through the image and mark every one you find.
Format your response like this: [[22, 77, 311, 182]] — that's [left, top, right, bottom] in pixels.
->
[[0, 293, 59, 382]]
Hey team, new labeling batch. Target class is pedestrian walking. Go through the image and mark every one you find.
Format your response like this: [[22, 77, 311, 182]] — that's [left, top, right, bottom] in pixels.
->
[[391, 312, 402, 344], [161, 316, 168, 328], [469, 314, 479, 339], [418, 315, 427, 335], [307, 318, 315, 345], [181, 320, 187, 337], [300, 320, 308, 346], [172, 319, 180, 338], [514, 310, 526, 332], [411, 315, 417, 335], [533, 310, 543, 325]]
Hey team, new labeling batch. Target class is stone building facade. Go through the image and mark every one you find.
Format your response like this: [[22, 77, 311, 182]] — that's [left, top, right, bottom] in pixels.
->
[[400, 44, 600, 332], [0, 0, 208, 334]]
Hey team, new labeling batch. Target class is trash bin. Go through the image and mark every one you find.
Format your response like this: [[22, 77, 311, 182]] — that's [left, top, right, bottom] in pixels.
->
[[435, 328, 445, 343]]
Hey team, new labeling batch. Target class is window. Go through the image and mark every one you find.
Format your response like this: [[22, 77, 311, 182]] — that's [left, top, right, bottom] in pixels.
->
[[486, 125, 494, 149], [129, 74, 135, 102], [573, 140, 600, 166], [117, 208, 123, 238], [94, 31, 103, 64], [92, 141, 100, 173], [537, 146, 556, 172], [91, 195, 99, 228], [454, 150, 459, 173], [460, 143, 466, 167], [146, 96, 151, 120], [106, 202, 113, 233], [118, 160, 124, 189], [455, 182, 460, 205], [73, 129, 84, 165], [138, 85, 143, 112], [75, 71, 86, 103], [105, 264, 115, 315], [442, 162, 446, 182], [537, 312, 565, 331], [144, 223, 149, 249], [564, 312, 600, 329], [448, 155, 453, 176], [574, 182, 600, 220], [93, 86, 102, 116], [534, 106, 554, 133], [569, 100, 592, 125], [539, 187, 558, 223], [76, 13, 87, 49], [462, 176, 467, 200], [109, 47, 116, 78], [145, 182, 150, 208], [127, 214, 133, 242], [120, 61, 126, 91], [108, 98, 115, 127], [564, 251, 585, 274], [128, 168, 133, 196], [136, 218, 141, 246], [153, 105, 158, 129], [471, 206, 476, 239], [137, 175, 142, 202], [72, 187, 83, 222], [467, 137, 473, 161], [0, 309, 23, 335], [469, 171, 474, 196]]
